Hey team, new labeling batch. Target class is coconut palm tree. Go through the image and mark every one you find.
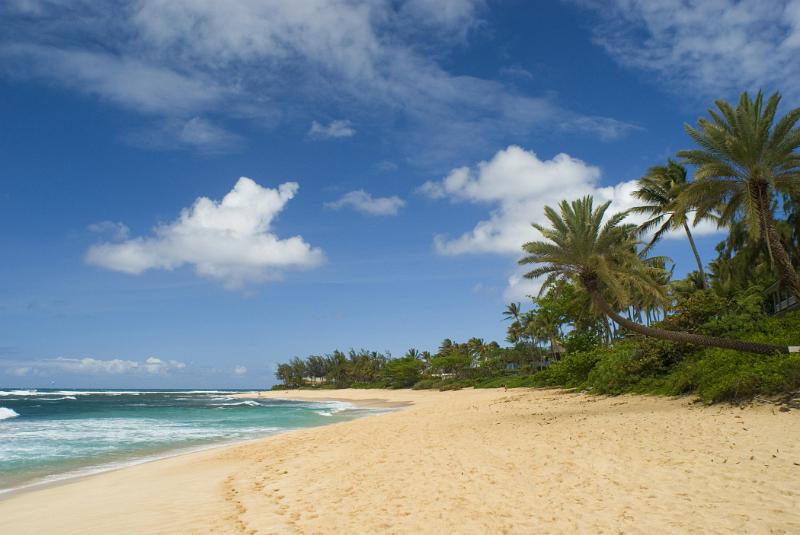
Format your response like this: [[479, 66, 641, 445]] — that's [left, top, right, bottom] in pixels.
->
[[502, 302, 521, 322], [678, 91, 800, 298], [524, 305, 563, 359], [632, 160, 708, 286], [519, 196, 789, 355]]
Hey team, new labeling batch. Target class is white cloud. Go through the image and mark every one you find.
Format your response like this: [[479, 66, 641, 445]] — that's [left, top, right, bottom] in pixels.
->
[[375, 160, 399, 172], [7, 366, 32, 377], [85, 177, 324, 288], [421, 145, 720, 291], [2, 356, 186, 376], [574, 0, 800, 99], [233, 365, 247, 376], [88, 221, 130, 241], [325, 190, 406, 216], [504, 271, 545, 302], [124, 117, 242, 153], [0, 1, 635, 161], [564, 116, 642, 142], [0, 44, 224, 114], [400, 0, 485, 39], [308, 120, 356, 139]]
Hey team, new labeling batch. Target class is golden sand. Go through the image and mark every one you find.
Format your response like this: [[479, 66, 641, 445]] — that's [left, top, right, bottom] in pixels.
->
[[1, 388, 799, 534]]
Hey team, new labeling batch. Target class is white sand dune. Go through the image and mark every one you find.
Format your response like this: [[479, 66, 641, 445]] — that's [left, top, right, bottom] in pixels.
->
[[1, 388, 799, 534]]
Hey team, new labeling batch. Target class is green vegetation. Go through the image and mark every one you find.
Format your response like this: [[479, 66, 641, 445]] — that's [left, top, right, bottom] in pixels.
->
[[273, 91, 800, 403]]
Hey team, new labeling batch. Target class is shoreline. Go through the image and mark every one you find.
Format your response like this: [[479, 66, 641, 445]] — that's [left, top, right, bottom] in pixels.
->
[[0, 395, 395, 501], [1, 388, 799, 534], [234, 389, 415, 409]]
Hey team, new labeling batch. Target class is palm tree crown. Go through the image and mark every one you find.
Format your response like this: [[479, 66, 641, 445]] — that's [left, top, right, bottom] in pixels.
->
[[520, 195, 787, 355], [632, 160, 709, 285], [678, 90, 800, 297], [632, 161, 691, 246], [520, 196, 666, 311]]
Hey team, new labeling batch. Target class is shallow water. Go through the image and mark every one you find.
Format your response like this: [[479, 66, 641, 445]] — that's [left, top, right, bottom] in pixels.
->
[[0, 389, 371, 493]]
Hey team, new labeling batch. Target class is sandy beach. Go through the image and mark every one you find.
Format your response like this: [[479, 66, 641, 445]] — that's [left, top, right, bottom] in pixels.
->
[[1, 388, 799, 534]]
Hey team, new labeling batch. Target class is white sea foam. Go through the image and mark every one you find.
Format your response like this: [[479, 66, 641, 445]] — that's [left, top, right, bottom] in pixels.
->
[[0, 390, 240, 397], [0, 428, 284, 496], [0, 407, 20, 420], [212, 400, 261, 407]]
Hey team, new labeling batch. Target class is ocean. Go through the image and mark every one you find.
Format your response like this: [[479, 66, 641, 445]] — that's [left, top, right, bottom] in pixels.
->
[[0, 389, 374, 495]]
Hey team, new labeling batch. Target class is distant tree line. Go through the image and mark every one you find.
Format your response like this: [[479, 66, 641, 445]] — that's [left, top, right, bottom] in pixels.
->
[[274, 340, 551, 389]]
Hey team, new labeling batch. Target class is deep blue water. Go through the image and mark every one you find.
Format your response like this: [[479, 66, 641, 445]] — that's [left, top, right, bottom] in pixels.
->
[[0, 389, 371, 493]]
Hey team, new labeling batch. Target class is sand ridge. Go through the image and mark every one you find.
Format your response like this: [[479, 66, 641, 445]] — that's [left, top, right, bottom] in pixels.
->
[[1, 388, 799, 534]]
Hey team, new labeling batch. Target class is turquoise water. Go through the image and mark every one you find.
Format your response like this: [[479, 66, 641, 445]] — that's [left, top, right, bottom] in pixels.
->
[[0, 389, 373, 494]]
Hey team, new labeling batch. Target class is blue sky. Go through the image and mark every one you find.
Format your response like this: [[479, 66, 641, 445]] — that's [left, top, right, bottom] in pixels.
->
[[2, 0, 800, 388]]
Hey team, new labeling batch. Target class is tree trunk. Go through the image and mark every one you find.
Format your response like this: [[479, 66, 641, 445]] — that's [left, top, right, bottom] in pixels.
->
[[586, 284, 788, 355], [683, 222, 707, 288], [761, 196, 800, 299]]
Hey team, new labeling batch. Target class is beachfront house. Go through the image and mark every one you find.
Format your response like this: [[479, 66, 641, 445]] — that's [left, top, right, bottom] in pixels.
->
[[765, 281, 800, 315]]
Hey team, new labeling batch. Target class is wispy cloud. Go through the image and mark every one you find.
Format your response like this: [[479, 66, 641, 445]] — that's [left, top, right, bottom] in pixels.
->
[[325, 190, 406, 216], [308, 120, 356, 139], [124, 117, 243, 153], [0, 0, 636, 161], [87, 221, 130, 241], [573, 0, 800, 99], [2, 356, 186, 376]]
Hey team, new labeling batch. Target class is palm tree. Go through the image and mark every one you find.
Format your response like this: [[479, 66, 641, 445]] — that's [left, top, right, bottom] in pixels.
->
[[678, 91, 800, 298], [502, 302, 521, 322], [632, 160, 708, 287], [505, 321, 523, 344], [404, 348, 421, 360], [519, 196, 789, 355], [525, 305, 563, 359]]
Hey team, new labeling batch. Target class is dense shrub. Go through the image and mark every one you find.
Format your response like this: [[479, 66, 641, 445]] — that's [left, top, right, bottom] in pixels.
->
[[659, 350, 800, 403], [532, 349, 604, 388], [561, 331, 602, 354], [527, 310, 800, 402], [584, 342, 668, 394]]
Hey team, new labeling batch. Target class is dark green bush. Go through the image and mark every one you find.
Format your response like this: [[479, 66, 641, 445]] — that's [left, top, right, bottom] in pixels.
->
[[532, 349, 604, 388], [659, 350, 800, 403], [584, 342, 668, 394]]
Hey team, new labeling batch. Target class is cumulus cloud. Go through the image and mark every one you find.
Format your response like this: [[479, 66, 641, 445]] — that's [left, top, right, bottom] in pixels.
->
[[2, 356, 186, 376], [421, 145, 720, 291], [574, 0, 800, 99], [86, 177, 324, 288], [308, 120, 356, 139], [233, 365, 247, 376], [325, 190, 406, 216], [421, 145, 718, 255]]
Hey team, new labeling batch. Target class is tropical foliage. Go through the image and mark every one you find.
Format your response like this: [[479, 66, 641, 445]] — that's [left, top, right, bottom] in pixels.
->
[[273, 91, 800, 403]]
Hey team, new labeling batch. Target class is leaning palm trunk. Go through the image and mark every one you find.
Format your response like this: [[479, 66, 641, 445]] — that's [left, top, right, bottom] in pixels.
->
[[585, 283, 788, 355], [682, 222, 706, 287], [758, 191, 800, 299]]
